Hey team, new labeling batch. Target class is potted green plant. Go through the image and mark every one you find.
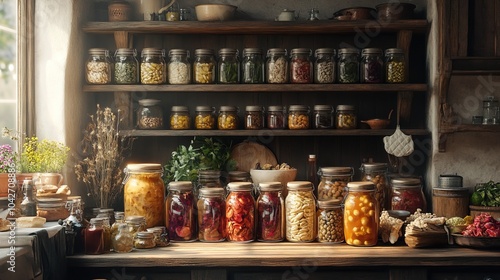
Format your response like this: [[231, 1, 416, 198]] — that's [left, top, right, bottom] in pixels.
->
[[0, 144, 17, 197]]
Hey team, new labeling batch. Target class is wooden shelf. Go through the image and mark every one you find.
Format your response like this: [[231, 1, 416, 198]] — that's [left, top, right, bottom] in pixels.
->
[[440, 124, 500, 134], [451, 57, 500, 75]]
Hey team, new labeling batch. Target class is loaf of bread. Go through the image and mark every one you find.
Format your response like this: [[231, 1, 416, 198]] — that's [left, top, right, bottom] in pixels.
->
[[16, 216, 46, 228]]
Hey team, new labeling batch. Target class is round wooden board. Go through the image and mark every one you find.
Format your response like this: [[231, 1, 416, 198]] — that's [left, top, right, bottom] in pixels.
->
[[230, 141, 277, 172]]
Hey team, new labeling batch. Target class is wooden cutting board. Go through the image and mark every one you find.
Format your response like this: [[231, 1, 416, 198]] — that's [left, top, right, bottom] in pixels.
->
[[230, 141, 277, 172]]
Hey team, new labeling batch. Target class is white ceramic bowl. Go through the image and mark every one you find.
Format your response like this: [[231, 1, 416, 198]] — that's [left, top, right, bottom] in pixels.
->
[[250, 169, 297, 190], [195, 4, 237, 21]]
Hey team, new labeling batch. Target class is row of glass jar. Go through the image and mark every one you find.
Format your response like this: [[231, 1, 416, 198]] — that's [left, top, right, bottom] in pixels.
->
[[85, 47, 406, 85]]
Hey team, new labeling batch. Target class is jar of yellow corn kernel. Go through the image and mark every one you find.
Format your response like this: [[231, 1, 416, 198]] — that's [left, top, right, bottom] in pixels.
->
[[288, 105, 310, 130], [218, 106, 238, 130], [193, 49, 216, 84], [170, 106, 191, 129], [195, 106, 215, 129], [344, 181, 378, 247]]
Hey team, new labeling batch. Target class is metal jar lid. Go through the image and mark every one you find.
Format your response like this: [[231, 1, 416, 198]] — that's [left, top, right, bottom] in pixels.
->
[[245, 105, 263, 112], [319, 167, 353, 176], [125, 215, 146, 224], [288, 105, 309, 111], [243, 48, 263, 55], [268, 105, 285, 112], [194, 48, 215, 56], [168, 181, 193, 191], [360, 162, 388, 173], [347, 181, 375, 191], [136, 231, 154, 239], [336, 104, 355, 111], [313, 105, 333, 111], [227, 182, 253, 191], [195, 106, 214, 112], [391, 177, 422, 188], [258, 182, 282, 192], [287, 181, 313, 191], [125, 163, 162, 173], [361, 48, 383, 55], [171, 105, 189, 112], [315, 48, 336, 56], [198, 187, 225, 197], [438, 174, 463, 188]]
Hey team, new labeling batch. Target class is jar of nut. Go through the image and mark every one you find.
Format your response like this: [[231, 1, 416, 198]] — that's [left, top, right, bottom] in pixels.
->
[[266, 48, 289, 84], [385, 48, 406, 83], [290, 48, 313, 83], [313, 104, 334, 129], [267, 105, 286, 129], [218, 106, 238, 130], [86, 48, 112, 84], [344, 182, 378, 246], [170, 106, 191, 129], [335, 105, 357, 129], [317, 167, 353, 201], [137, 99, 163, 129], [218, 48, 240, 84], [193, 49, 216, 84], [285, 181, 316, 242], [360, 162, 389, 213], [168, 49, 191, 84], [317, 199, 344, 243], [245, 105, 264, 129], [194, 106, 215, 129], [140, 48, 166, 85], [288, 105, 310, 130], [314, 48, 336, 84], [114, 48, 139, 84], [337, 48, 360, 83]]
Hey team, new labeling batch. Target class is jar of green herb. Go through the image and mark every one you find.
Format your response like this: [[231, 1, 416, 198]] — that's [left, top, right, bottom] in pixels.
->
[[218, 48, 240, 84], [114, 48, 139, 84], [337, 48, 360, 84]]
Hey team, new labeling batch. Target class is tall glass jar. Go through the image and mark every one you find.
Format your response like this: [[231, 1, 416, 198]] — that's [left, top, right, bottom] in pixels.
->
[[165, 181, 197, 242], [285, 181, 316, 242], [266, 48, 288, 84], [317, 199, 344, 243], [257, 182, 284, 242], [197, 187, 226, 242], [344, 182, 379, 246], [267, 105, 286, 129], [114, 48, 139, 84], [218, 48, 240, 84], [313, 104, 334, 129], [245, 105, 264, 129], [140, 48, 166, 84], [390, 177, 427, 213], [317, 167, 353, 201], [290, 48, 313, 83], [361, 48, 383, 83], [218, 105, 238, 130], [97, 217, 112, 252], [385, 48, 406, 83], [84, 218, 105, 255], [337, 48, 360, 83], [288, 105, 310, 130], [195, 106, 216, 129], [86, 48, 112, 84], [110, 211, 124, 242], [137, 99, 163, 129], [336, 105, 357, 129], [168, 49, 191, 84], [193, 48, 216, 84], [226, 182, 255, 242], [242, 48, 264, 84], [360, 162, 389, 213], [314, 48, 336, 84], [170, 105, 191, 129], [123, 163, 165, 228]]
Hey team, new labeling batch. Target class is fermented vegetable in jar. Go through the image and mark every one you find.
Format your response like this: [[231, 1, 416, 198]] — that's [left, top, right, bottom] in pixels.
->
[[86, 48, 112, 84], [266, 48, 288, 84], [317, 199, 344, 243], [267, 105, 286, 129], [134, 231, 156, 249], [290, 48, 313, 83], [218, 106, 238, 130], [245, 105, 264, 129], [344, 182, 379, 246], [361, 48, 383, 83], [390, 177, 427, 213], [195, 106, 216, 129], [218, 48, 240, 84], [168, 49, 191, 84], [314, 48, 336, 84], [226, 182, 255, 242], [137, 99, 163, 129], [165, 181, 197, 242], [288, 105, 310, 130], [385, 48, 406, 83], [317, 167, 353, 201], [193, 48, 216, 84], [112, 223, 134, 253], [257, 182, 284, 242], [242, 48, 264, 84], [140, 48, 166, 84], [336, 105, 357, 129], [170, 106, 191, 129], [285, 181, 316, 242], [337, 48, 360, 83], [197, 188, 226, 242], [114, 48, 139, 84], [360, 162, 389, 213]]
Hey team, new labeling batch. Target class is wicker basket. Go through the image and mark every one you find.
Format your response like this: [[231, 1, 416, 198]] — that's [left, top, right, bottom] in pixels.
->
[[108, 1, 131, 22]]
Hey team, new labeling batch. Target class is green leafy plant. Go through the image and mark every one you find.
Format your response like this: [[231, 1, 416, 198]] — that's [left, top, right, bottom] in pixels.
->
[[471, 181, 500, 207]]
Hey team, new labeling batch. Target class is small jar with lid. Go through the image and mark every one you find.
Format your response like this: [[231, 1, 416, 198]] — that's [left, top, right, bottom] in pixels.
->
[[288, 105, 310, 130], [114, 48, 139, 84], [84, 218, 105, 255], [390, 177, 427, 213], [313, 105, 334, 129], [385, 48, 406, 83], [166, 181, 197, 242], [170, 106, 191, 129], [242, 48, 264, 84], [86, 48, 112, 84], [197, 188, 226, 242], [266, 48, 288, 84], [226, 182, 256, 242], [147, 226, 169, 247], [195, 106, 216, 129], [314, 48, 336, 84], [134, 231, 156, 249], [267, 105, 286, 129], [256, 182, 284, 242], [290, 48, 313, 83], [361, 48, 383, 83], [285, 181, 316, 242], [168, 49, 191, 84], [218, 48, 240, 84], [193, 48, 216, 84], [317, 199, 344, 243], [140, 48, 166, 84], [218, 105, 238, 130], [360, 162, 389, 213], [337, 48, 360, 83], [125, 215, 147, 238], [336, 105, 357, 129], [344, 182, 379, 246], [317, 167, 353, 201], [137, 99, 163, 129], [245, 105, 264, 129]]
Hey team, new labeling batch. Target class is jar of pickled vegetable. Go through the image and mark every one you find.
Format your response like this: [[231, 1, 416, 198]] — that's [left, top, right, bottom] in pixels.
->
[[170, 105, 191, 129], [288, 105, 310, 130], [290, 48, 313, 83], [337, 48, 360, 83], [313, 105, 334, 129], [257, 182, 284, 242], [140, 48, 166, 84], [245, 105, 264, 129], [168, 49, 191, 84], [111, 211, 124, 241], [266, 48, 288, 84], [226, 182, 255, 242], [218, 105, 238, 130], [113, 223, 134, 253], [314, 48, 336, 84], [84, 218, 105, 255], [197, 187, 226, 242], [336, 105, 357, 129], [123, 163, 165, 228], [317, 167, 353, 201], [361, 48, 383, 83], [114, 48, 139, 84], [285, 181, 316, 242], [317, 199, 344, 243], [344, 182, 378, 246], [218, 48, 240, 84], [134, 231, 156, 249], [360, 162, 389, 213], [165, 181, 197, 242], [137, 99, 163, 129], [193, 48, 216, 84], [195, 106, 216, 129], [242, 48, 264, 84], [267, 105, 286, 129], [125, 215, 147, 238], [390, 177, 427, 213], [86, 48, 112, 84], [385, 48, 406, 83]]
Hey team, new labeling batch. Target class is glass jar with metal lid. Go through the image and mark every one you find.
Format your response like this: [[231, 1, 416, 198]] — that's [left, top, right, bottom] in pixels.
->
[[361, 48, 383, 83], [390, 177, 427, 213], [123, 163, 165, 228], [336, 105, 357, 129], [344, 182, 379, 246], [137, 99, 163, 129], [226, 182, 255, 242], [314, 48, 336, 84], [385, 48, 406, 83], [140, 48, 166, 84], [218, 105, 238, 130], [194, 106, 216, 129], [114, 48, 139, 84], [168, 49, 191, 84], [313, 105, 334, 129], [245, 105, 264, 129], [267, 105, 286, 129], [193, 48, 216, 84], [482, 96, 499, 125], [285, 181, 316, 242], [218, 48, 240, 84], [317, 199, 344, 243], [84, 218, 105, 255], [337, 48, 360, 83], [242, 48, 264, 83], [266, 48, 288, 84], [288, 105, 310, 130], [317, 167, 354, 201], [166, 181, 196, 242], [86, 48, 112, 84], [170, 105, 191, 129], [197, 187, 226, 242], [125, 215, 147, 238], [290, 48, 313, 83], [134, 231, 156, 249], [360, 162, 389, 213], [146, 226, 169, 247], [256, 182, 285, 242]]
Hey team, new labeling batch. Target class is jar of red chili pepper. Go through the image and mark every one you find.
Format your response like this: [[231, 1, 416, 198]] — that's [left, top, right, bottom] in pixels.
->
[[390, 177, 427, 213], [256, 182, 285, 242], [226, 182, 255, 242], [197, 188, 226, 242], [361, 48, 383, 83], [165, 181, 197, 242], [290, 48, 313, 83]]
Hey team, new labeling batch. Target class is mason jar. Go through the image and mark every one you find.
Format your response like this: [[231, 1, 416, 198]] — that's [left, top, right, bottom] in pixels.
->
[[361, 48, 383, 83], [290, 48, 313, 83], [245, 105, 264, 129], [344, 182, 379, 246], [360, 162, 389, 213], [195, 106, 216, 129], [218, 105, 238, 130], [317, 167, 353, 201], [242, 48, 264, 84], [317, 199, 344, 243], [165, 181, 197, 242], [385, 48, 406, 83], [114, 48, 139, 84], [337, 48, 360, 83], [266, 48, 288, 84], [288, 105, 309, 130], [256, 182, 284, 242], [84, 218, 105, 255], [336, 105, 357, 129], [314, 48, 336, 84], [218, 48, 240, 84], [137, 99, 163, 130], [267, 105, 286, 129], [140, 48, 166, 84], [226, 182, 255, 242], [170, 105, 191, 129], [168, 49, 191, 84], [125, 215, 147, 238], [197, 187, 226, 242], [133, 231, 156, 249], [313, 104, 334, 129], [285, 181, 316, 242], [193, 48, 216, 84], [86, 48, 112, 84], [390, 177, 427, 213]]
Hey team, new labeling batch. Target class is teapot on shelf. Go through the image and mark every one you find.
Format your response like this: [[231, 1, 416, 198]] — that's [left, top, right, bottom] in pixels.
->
[[275, 9, 299, 21]]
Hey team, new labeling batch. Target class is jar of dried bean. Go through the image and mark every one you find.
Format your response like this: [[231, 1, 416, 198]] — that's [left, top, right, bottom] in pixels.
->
[[218, 105, 238, 130], [335, 105, 357, 129], [288, 105, 310, 130], [242, 48, 264, 84], [390, 177, 427, 213], [245, 105, 264, 129], [337, 48, 360, 83], [170, 106, 191, 129], [218, 48, 240, 84], [257, 182, 284, 242], [86, 48, 112, 84], [344, 182, 379, 246], [360, 162, 389, 213], [226, 182, 255, 242], [197, 188, 226, 242], [290, 48, 313, 83], [317, 167, 353, 201], [267, 105, 286, 129], [168, 49, 191, 84], [114, 48, 139, 84], [140, 48, 166, 84], [166, 181, 197, 242], [193, 48, 216, 84], [313, 105, 334, 129], [361, 48, 383, 83], [266, 48, 289, 84], [314, 48, 336, 84], [195, 106, 215, 129], [385, 48, 406, 83], [317, 199, 344, 243], [137, 99, 163, 129], [285, 181, 316, 242]]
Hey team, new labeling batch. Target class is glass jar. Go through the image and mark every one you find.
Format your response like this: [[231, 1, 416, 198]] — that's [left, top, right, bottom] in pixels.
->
[[137, 99, 163, 129], [112, 223, 134, 253], [166, 1, 180, 21], [197, 170, 223, 190], [197, 188, 226, 242], [86, 48, 112, 84], [170, 105, 191, 129], [179, 8, 190, 21], [242, 48, 264, 84], [134, 231, 156, 249], [166, 181, 196, 242], [344, 182, 379, 246], [336, 105, 357, 129], [337, 48, 360, 83], [245, 105, 264, 129], [97, 208, 115, 225], [290, 48, 313, 83], [114, 48, 139, 84], [123, 163, 165, 228], [147, 226, 169, 247], [100, 217, 112, 252], [266, 48, 288, 84], [218, 105, 238, 130], [193, 48, 216, 84], [140, 48, 166, 84], [195, 106, 216, 129], [385, 48, 406, 83], [256, 182, 284, 242], [226, 182, 255, 242], [84, 218, 105, 255], [125, 215, 147, 238], [111, 211, 125, 241], [168, 49, 191, 84], [390, 177, 427, 213], [267, 105, 286, 129], [360, 162, 389, 213], [286, 181, 316, 242], [482, 96, 499, 125], [313, 105, 334, 129], [314, 48, 336, 84], [317, 167, 353, 201], [218, 48, 240, 84], [288, 105, 310, 130], [361, 48, 383, 83], [37, 200, 69, 221], [317, 199, 344, 243]]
